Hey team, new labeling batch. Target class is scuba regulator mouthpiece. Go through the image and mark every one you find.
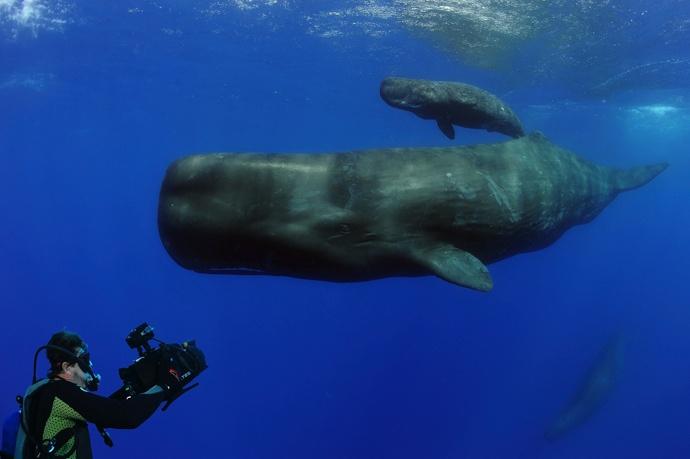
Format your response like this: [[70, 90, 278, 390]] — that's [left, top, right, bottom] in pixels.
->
[[83, 372, 101, 391], [75, 348, 101, 391]]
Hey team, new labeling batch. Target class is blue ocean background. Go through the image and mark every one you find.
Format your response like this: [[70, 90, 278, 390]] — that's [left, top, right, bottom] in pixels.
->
[[1, 1, 689, 458]]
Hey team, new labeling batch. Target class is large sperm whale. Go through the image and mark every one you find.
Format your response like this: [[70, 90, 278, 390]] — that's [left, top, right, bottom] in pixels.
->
[[157, 133, 666, 291], [380, 77, 525, 140]]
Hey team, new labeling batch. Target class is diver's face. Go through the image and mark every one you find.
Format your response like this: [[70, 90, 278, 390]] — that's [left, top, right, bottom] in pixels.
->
[[62, 361, 89, 388], [60, 346, 97, 389]]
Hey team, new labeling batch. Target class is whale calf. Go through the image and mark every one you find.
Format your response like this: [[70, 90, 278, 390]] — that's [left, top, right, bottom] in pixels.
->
[[380, 77, 525, 140], [158, 133, 666, 291]]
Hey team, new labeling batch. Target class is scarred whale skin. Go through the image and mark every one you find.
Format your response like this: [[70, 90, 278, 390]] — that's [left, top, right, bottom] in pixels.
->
[[380, 77, 525, 140], [157, 133, 666, 291]]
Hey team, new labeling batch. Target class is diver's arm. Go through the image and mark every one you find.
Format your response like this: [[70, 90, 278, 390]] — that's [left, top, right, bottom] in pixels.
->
[[53, 380, 166, 429]]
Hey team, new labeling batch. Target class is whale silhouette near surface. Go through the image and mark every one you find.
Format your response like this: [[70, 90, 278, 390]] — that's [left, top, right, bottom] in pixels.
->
[[158, 133, 666, 291], [380, 77, 525, 140]]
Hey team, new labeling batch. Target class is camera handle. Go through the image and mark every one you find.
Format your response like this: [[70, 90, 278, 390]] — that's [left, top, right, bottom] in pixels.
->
[[96, 426, 113, 447], [162, 383, 200, 411]]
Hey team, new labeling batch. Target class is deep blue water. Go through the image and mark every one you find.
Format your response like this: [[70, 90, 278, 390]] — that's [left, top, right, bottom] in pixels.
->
[[1, 1, 689, 458]]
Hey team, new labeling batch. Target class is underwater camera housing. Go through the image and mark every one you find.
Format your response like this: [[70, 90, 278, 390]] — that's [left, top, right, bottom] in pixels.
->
[[111, 323, 207, 410]]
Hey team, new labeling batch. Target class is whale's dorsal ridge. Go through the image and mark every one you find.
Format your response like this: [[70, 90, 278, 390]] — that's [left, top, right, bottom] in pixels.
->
[[410, 244, 493, 292]]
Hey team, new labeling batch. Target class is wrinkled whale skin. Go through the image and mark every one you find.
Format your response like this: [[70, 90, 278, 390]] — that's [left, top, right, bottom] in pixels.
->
[[158, 133, 666, 291]]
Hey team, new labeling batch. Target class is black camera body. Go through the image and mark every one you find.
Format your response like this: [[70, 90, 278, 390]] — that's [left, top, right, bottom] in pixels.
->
[[112, 323, 207, 403]]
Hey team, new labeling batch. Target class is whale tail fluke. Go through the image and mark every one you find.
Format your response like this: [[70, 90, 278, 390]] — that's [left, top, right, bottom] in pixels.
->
[[613, 162, 668, 193]]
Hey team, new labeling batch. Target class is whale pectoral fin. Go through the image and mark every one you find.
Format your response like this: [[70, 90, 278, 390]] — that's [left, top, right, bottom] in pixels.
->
[[412, 245, 493, 292], [436, 119, 455, 140]]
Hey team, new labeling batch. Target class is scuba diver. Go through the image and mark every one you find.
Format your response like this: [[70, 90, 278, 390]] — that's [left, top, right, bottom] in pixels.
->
[[13, 330, 179, 459]]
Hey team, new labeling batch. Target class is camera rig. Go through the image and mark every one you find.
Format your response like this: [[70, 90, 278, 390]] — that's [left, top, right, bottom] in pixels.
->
[[110, 323, 208, 411]]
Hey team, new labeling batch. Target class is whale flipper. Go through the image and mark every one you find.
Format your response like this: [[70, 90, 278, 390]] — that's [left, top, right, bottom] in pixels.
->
[[436, 119, 455, 139], [411, 244, 493, 291]]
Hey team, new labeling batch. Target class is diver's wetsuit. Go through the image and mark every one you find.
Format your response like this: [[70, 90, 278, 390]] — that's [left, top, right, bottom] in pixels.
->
[[16, 379, 165, 459]]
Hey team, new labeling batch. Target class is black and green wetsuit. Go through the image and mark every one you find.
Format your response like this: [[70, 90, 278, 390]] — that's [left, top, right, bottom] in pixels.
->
[[16, 379, 165, 459]]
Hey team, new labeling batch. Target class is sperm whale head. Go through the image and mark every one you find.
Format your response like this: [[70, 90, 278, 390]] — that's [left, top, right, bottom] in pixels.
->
[[380, 77, 436, 111]]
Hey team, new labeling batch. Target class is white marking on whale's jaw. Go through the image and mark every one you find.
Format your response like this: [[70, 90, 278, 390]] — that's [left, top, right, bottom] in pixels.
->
[[389, 98, 423, 110], [241, 160, 329, 174], [400, 101, 422, 109]]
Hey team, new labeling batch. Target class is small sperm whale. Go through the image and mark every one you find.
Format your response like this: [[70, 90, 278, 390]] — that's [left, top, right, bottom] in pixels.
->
[[380, 77, 525, 140]]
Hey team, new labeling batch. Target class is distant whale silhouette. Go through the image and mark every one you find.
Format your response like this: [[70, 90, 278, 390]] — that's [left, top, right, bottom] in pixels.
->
[[545, 335, 624, 440], [380, 77, 525, 140], [158, 133, 666, 291]]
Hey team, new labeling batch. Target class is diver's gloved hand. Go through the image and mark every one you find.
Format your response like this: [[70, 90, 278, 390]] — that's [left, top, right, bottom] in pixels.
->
[[156, 341, 207, 395]]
